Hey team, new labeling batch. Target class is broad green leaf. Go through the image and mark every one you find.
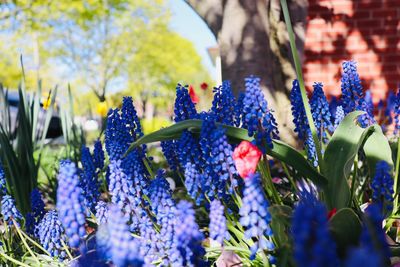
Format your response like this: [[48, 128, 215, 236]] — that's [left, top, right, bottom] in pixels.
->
[[126, 120, 327, 187], [363, 124, 394, 177], [322, 111, 374, 209], [329, 208, 362, 257]]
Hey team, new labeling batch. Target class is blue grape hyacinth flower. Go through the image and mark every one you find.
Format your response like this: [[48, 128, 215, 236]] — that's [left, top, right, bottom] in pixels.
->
[[93, 139, 105, 171], [394, 89, 400, 135], [341, 60, 364, 114], [239, 173, 274, 260], [234, 92, 245, 127], [30, 188, 45, 220], [292, 185, 339, 267], [371, 161, 394, 213], [344, 247, 381, 267], [108, 159, 141, 227], [310, 82, 332, 142], [210, 127, 239, 195], [174, 83, 198, 122], [0, 161, 6, 196], [184, 162, 203, 205], [105, 108, 132, 161], [1, 194, 23, 225], [209, 199, 228, 245], [161, 140, 180, 171], [37, 210, 68, 259], [333, 105, 345, 130], [178, 130, 202, 169], [290, 79, 309, 140], [81, 145, 100, 212], [359, 204, 391, 265], [121, 96, 144, 141], [242, 76, 279, 153], [95, 200, 109, 225], [139, 210, 159, 265], [172, 201, 206, 267], [149, 170, 178, 264], [96, 205, 144, 267], [121, 149, 149, 196], [340, 60, 374, 127], [290, 80, 318, 166], [210, 81, 236, 126], [57, 160, 87, 252]]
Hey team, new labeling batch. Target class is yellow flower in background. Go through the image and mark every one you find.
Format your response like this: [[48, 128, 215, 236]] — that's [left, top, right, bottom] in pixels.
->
[[96, 102, 108, 117], [42, 92, 52, 110]]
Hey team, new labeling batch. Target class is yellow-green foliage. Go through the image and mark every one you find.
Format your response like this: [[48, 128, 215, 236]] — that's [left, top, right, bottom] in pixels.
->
[[141, 117, 172, 135]]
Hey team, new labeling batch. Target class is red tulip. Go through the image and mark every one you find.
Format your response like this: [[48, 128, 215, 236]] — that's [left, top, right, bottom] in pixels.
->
[[200, 82, 208, 90], [189, 85, 199, 104], [327, 208, 337, 219], [233, 141, 262, 178]]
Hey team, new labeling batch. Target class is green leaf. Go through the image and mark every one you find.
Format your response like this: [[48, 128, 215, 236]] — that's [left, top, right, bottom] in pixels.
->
[[126, 119, 327, 186], [268, 205, 292, 246], [322, 111, 374, 209], [329, 208, 362, 257], [363, 124, 394, 177]]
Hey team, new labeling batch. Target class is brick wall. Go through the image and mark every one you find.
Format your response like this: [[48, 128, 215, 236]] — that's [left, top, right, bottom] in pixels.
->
[[303, 0, 400, 103]]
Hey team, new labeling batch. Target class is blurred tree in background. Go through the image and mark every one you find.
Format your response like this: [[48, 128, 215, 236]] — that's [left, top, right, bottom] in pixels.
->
[[185, 0, 308, 144], [0, 0, 212, 116]]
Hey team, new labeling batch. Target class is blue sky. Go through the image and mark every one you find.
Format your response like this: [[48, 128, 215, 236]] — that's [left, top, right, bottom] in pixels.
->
[[168, 0, 217, 79]]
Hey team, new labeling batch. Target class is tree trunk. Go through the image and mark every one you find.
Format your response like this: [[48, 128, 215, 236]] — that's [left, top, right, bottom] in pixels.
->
[[185, 0, 308, 145]]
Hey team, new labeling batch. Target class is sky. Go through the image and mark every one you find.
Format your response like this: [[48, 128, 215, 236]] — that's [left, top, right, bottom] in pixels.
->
[[168, 0, 217, 79]]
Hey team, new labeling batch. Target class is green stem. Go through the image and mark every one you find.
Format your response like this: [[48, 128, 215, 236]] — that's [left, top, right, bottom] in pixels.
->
[[0, 251, 31, 267], [261, 157, 282, 205], [394, 137, 400, 213], [13, 220, 41, 265], [280, 0, 323, 170], [143, 157, 155, 178], [349, 155, 358, 207], [60, 239, 74, 260], [281, 162, 297, 190]]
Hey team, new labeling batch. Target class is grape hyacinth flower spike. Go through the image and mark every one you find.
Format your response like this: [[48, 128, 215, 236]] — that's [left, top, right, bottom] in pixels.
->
[[394, 88, 400, 135], [37, 210, 68, 259], [172, 201, 207, 267], [340, 60, 374, 127], [0, 161, 6, 196], [57, 160, 87, 252], [210, 80, 236, 125], [290, 79, 309, 140], [30, 188, 45, 220], [310, 82, 332, 142], [292, 184, 339, 267], [239, 173, 274, 260], [242, 76, 279, 153], [96, 205, 144, 267], [290, 79, 318, 166], [174, 83, 198, 122], [149, 170, 178, 264], [1, 194, 23, 225], [93, 139, 105, 172], [359, 204, 391, 266], [333, 105, 345, 130], [371, 161, 394, 214], [95, 200, 109, 225], [81, 145, 100, 212], [209, 199, 229, 245]]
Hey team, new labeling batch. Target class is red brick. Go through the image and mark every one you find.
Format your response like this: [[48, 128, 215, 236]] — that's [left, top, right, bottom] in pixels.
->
[[356, 19, 383, 28], [372, 9, 397, 18], [355, 1, 383, 9]]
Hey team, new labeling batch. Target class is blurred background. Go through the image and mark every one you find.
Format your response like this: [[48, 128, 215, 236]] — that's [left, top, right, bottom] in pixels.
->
[[0, 0, 218, 137], [0, 0, 399, 139]]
